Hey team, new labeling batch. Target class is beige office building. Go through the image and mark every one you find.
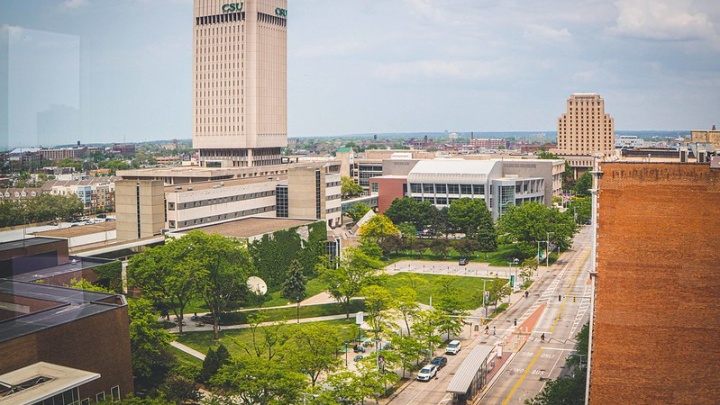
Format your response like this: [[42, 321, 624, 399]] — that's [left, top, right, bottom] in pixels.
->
[[193, 0, 288, 167], [556, 93, 614, 156]]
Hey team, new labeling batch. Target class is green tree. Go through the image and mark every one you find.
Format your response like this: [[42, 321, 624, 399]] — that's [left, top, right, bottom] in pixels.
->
[[453, 238, 480, 258], [129, 298, 175, 389], [320, 247, 382, 319], [341, 176, 364, 199], [390, 334, 425, 377], [384, 197, 435, 231], [200, 345, 231, 384], [212, 357, 306, 405], [497, 202, 577, 259], [447, 197, 491, 238], [574, 170, 592, 197], [429, 238, 450, 258], [436, 287, 467, 341], [392, 287, 419, 338], [345, 202, 372, 222], [237, 313, 290, 361], [412, 309, 444, 359], [185, 231, 255, 340], [128, 239, 200, 335], [567, 197, 591, 224], [282, 259, 307, 323], [361, 285, 396, 341], [158, 374, 202, 405], [289, 323, 343, 387]]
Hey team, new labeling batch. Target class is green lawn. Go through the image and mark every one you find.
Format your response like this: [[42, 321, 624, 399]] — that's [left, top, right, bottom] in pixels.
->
[[381, 273, 491, 310], [176, 319, 360, 359], [169, 345, 203, 369], [384, 242, 525, 267]]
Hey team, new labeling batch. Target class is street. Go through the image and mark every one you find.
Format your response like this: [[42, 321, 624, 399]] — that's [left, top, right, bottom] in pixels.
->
[[387, 226, 593, 405]]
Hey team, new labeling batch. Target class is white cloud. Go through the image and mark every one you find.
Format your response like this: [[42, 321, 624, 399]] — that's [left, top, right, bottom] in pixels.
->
[[374, 59, 512, 81], [62, 0, 86, 9], [523, 24, 572, 42], [611, 0, 717, 41]]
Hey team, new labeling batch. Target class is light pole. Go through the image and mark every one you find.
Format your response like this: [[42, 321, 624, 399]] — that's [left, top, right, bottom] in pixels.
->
[[546, 232, 554, 267], [344, 341, 349, 367], [483, 279, 488, 324]]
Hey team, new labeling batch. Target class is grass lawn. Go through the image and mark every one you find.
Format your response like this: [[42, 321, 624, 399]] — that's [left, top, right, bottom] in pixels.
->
[[384, 242, 525, 267], [176, 319, 360, 358], [381, 272, 492, 310], [169, 345, 203, 368]]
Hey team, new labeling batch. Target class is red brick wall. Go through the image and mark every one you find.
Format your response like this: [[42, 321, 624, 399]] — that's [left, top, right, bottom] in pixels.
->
[[590, 163, 720, 404], [371, 177, 406, 213], [0, 305, 134, 401]]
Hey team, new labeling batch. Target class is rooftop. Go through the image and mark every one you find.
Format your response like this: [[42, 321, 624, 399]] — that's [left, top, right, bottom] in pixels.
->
[[169, 217, 319, 240], [0, 279, 126, 344], [0, 362, 100, 405]]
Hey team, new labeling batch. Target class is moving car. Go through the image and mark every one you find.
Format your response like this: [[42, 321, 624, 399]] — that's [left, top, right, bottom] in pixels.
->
[[416, 364, 438, 381], [445, 340, 462, 355], [430, 356, 448, 369], [458, 258, 469, 265]]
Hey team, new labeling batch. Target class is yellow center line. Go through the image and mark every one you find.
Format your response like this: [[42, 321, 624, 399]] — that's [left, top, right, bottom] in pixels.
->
[[501, 348, 543, 405], [550, 251, 590, 333]]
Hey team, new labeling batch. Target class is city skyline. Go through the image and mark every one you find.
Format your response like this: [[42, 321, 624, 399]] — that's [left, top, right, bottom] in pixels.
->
[[1, 0, 719, 147]]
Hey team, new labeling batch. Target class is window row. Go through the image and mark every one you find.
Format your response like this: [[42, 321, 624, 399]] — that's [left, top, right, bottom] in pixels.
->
[[196, 12, 245, 26], [170, 205, 275, 228], [167, 190, 275, 210], [409, 183, 486, 195]]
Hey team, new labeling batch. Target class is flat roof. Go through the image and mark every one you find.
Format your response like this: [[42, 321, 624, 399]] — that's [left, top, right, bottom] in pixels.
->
[[446, 345, 495, 394], [0, 237, 65, 254], [34, 222, 115, 239], [172, 217, 319, 240], [163, 174, 286, 193], [10, 256, 114, 283], [0, 279, 126, 344], [0, 362, 100, 405]]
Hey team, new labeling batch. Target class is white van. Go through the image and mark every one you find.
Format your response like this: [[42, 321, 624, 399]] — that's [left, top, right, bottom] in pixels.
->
[[445, 340, 461, 355]]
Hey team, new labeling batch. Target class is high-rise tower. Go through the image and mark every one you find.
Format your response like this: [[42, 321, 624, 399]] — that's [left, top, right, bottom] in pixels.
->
[[193, 0, 288, 167], [556, 93, 614, 156]]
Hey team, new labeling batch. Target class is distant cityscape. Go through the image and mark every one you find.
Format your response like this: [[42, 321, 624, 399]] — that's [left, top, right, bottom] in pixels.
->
[[1, 0, 719, 405]]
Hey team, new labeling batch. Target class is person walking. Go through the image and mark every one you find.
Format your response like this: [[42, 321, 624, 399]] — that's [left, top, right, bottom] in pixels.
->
[[493, 326, 496, 335], [541, 333, 545, 342]]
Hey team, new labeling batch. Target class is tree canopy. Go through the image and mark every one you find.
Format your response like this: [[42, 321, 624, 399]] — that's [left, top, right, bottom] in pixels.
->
[[341, 176, 364, 199], [384, 197, 436, 232], [497, 202, 577, 259]]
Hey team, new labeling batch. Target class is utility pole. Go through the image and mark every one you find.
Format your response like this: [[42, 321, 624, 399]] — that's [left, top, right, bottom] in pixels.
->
[[546, 232, 554, 267]]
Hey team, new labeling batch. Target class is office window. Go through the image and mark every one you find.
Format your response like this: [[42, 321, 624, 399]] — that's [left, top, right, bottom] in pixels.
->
[[435, 184, 447, 194], [460, 184, 472, 195], [111, 386, 120, 400], [448, 184, 459, 194], [97, 392, 106, 402], [422, 183, 434, 193]]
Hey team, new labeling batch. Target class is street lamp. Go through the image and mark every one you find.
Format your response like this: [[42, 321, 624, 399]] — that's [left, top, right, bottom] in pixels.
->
[[343, 341, 349, 367], [546, 232, 554, 267]]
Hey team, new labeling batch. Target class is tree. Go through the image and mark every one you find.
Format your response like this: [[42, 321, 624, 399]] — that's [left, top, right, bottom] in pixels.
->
[[392, 287, 419, 338], [391, 335, 425, 377], [211, 357, 306, 405], [497, 202, 577, 259], [289, 323, 342, 387], [70, 280, 174, 391], [361, 285, 396, 341], [358, 214, 399, 245], [238, 313, 290, 361], [453, 238, 480, 258], [158, 374, 202, 405], [429, 238, 450, 258], [346, 202, 372, 222], [184, 231, 255, 340], [412, 309, 444, 359], [447, 197, 491, 238], [377, 234, 403, 256], [341, 176, 364, 199], [384, 197, 435, 231], [282, 259, 307, 323], [567, 197, 591, 224], [574, 170, 592, 197], [436, 290, 467, 341], [320, 247, 383, 319], [484, 277, 511, 310], [200, 344, 231, 383], [128, 238, 200, 335]]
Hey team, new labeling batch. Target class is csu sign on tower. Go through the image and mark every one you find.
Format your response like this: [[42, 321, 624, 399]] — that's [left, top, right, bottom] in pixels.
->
[[222, 3, 243, 12]]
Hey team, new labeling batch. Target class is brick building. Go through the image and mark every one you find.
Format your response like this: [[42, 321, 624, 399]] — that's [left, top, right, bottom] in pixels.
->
[[590, 162, 720, 404]]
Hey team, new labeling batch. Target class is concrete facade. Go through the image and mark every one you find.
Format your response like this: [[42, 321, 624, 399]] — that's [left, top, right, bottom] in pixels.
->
[[556, 93, 614, 156], [690, 130, 720, 148], [590, 162, 720, 404], [193, 0, 288, 167], [287, 163, 342, 228], [115, 180, 165, 241]]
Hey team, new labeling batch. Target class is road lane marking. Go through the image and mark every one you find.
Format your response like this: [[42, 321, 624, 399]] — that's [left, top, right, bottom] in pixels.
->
[[550, 251, 589, 333], [501, 348, 543, 405]]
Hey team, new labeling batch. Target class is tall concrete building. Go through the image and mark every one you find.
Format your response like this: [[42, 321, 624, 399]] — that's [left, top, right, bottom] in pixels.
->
[[555, 93, 614, 178], [193, 0, 288, 167]]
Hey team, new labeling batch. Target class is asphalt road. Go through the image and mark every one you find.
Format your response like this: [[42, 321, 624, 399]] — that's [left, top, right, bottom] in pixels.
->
[[480, 226, 593, 404], [387, 226, 593, 405]]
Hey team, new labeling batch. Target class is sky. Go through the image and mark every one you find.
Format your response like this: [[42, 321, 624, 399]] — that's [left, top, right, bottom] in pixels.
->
[[1, 0, 719, 147]]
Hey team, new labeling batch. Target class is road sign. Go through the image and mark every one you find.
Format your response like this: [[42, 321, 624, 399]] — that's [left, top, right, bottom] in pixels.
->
[[510, 275, 515, 288]]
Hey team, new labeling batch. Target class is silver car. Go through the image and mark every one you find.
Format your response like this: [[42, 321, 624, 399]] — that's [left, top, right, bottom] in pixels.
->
[[416, 364, 438, 381]]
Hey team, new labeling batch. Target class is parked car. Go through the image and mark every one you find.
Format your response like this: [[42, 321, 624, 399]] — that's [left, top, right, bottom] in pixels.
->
[[445, 340, 462, 355], [353, 344, 366, 353], [353, 354, 364, 362], [459, 258, 469, 266], [430, 356, 448, 369], [416, 364, 438, 381]]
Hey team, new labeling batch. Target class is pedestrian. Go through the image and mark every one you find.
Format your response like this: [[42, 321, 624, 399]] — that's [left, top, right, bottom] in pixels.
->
[[493, 326, 496, 335], [485, 325, 489, 334], [541, 333, 545, 342]]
